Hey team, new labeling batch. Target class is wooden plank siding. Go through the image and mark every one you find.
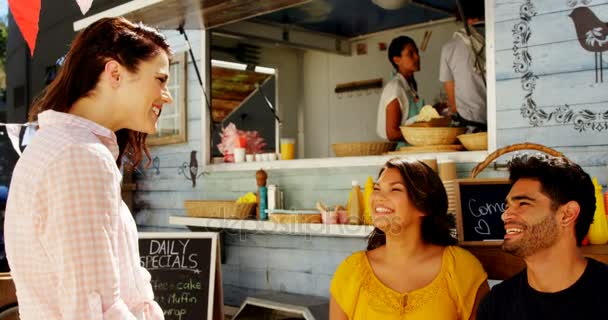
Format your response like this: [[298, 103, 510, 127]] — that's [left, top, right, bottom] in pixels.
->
[[494, 0, 608, 154]]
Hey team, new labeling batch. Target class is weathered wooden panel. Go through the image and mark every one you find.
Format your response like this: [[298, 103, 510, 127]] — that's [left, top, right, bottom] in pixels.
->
[[135, 209, 187, 228], [495, 1, 608, 150], [495, 0, 608, 22], [149, 141, 202, 157], [497, 103, 608, 128], [496, 2, 608, 50], [498, 124, 608, 146], [496, 40, 606, 80], [495, 70, 604, 109]]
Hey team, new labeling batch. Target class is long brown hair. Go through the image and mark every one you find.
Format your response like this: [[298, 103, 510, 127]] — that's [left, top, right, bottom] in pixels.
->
[[28, 17, 172, 168], [367, 158, 457, 250]]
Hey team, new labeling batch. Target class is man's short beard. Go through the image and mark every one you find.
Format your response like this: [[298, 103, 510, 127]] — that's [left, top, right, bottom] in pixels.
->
[[503, 213, 559, 258]]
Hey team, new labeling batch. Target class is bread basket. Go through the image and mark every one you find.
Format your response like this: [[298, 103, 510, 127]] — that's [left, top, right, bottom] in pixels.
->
[[269, 213, 322, 224], [399, 126, 466, 146], [457, 132, 488, 151], [184, 200, 256, 219], [332, 141, 396, 157], [268, 209, 322, 223]]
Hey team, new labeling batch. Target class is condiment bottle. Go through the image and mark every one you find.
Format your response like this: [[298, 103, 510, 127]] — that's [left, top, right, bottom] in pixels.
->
[[256, 169, 268, 220], [588, 177, 608, 244], [363, 176, 374, 225], [348, 180, 362, 225]]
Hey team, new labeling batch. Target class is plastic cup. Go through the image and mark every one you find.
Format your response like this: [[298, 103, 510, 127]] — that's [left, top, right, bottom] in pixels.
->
[[268, 153, 277, 161], [234, 148, 246, 163], [246, 154, 254, 162], [420, 158, 438, 172], [280, 138, 295, 160], [438, 160, 457, 181]]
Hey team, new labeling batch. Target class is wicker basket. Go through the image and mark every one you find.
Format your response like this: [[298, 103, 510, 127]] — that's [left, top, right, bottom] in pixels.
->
[[184, 200, 256, 219], [332, 141, 396, 157], [399, 126, 466, 146], [457, 132, 488, 151], [470, 143, 565, 178], [269, 213, 322, 224]]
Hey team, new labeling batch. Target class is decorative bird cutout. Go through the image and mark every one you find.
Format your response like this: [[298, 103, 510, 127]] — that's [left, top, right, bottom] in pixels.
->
[[178, 150, 206, 188], [189, 150, 198, 188], [569, 6, 608, 83]]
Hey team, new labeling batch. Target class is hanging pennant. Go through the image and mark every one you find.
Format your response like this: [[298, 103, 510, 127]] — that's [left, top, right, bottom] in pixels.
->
[[8, 0, 41, 56], [76, 0, 93, 15], [4, 124, 24, 156]]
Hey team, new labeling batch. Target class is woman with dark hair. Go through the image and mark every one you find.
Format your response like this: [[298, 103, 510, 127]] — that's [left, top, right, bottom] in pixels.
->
[[376, 36, 424, 142], [4, 17, 172, 319], [330, 158, 489, 319]]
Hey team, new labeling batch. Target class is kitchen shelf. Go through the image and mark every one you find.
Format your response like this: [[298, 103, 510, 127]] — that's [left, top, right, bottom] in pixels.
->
[[203, 151, 489, 172], [169, 216, 374, 238]]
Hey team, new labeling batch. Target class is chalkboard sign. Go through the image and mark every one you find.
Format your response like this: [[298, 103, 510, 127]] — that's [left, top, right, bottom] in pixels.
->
[[139, 232, 220, 320], [454, 179, 512, 245]]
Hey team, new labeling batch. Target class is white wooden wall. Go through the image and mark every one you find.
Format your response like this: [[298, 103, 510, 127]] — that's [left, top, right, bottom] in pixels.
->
[[495, 0, 608, 171], [302, 20, 461, 158]]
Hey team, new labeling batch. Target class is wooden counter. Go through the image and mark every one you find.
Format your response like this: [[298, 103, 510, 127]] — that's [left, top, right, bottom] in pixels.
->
[[463, 244, 608, 280], [0, 272, 17, 311]]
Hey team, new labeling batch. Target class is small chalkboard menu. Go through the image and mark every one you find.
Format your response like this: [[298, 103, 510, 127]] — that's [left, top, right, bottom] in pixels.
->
[[454, 179, 512, 245], [139, 232, 220, 320]]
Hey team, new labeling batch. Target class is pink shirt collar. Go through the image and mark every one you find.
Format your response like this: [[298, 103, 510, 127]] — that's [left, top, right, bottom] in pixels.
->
[[37, 110, 119, 160]]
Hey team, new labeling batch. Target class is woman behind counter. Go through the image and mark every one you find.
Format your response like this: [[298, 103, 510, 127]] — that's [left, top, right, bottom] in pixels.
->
[[330, 158, 489, 319], [4, 17, 172, 319], [377, 36, 424, 142]]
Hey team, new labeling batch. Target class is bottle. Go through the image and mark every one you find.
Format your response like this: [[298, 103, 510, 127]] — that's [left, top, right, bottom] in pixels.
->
[[348, 180, 362, 225], [256, 169, 268, 220], [588, 177, 608, 244], [259, 186, 268, 220], [604, 190, 608, 218], [267, 184, 281, 212], [363, 176, 374, 225]]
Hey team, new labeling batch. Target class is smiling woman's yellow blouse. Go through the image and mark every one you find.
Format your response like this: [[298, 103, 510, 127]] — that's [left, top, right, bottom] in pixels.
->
[[330, 246, 487, 320]]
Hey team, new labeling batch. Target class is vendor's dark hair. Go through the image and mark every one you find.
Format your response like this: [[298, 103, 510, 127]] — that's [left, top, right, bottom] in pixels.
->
[[367, 158, 457, 250], [28, 17, 172, 168], [388, 36, 418, 92], [508, 154, 595, 246], [456, 0, 485, 21]]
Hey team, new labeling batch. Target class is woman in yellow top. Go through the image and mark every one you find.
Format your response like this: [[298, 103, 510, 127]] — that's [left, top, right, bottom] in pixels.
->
[[330, 158, 489, 319]]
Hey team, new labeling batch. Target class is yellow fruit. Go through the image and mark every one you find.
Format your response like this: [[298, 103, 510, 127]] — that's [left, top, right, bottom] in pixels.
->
[[236, 192, 257, 203]]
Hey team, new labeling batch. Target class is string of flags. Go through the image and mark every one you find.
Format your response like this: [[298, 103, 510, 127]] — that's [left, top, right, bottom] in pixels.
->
[[8, 0, 94, 56], [0, 122, 38, 156]]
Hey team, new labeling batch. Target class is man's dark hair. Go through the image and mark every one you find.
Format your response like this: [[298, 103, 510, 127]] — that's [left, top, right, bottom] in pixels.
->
[[507, 154, 595, 246], [456, 0, 485, 21]]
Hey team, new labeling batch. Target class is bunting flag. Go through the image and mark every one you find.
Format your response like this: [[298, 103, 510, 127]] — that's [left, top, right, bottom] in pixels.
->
[[3, 124, 24, 156], [1, 123, 38, 156], [76, 0, 93, 15], [8, 0, 41, 56]]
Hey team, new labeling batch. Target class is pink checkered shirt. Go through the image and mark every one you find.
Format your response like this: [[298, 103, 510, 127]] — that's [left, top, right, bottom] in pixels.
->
[[4, 110, 163, 320]]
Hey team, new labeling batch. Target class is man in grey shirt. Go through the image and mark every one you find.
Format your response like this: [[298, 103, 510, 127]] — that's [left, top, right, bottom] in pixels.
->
[[440, 1, 486, 132]]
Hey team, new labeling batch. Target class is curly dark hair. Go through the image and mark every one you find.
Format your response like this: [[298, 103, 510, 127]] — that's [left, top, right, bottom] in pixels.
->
[[507, 154, 595, 246], [367, 158, 457, 250]]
